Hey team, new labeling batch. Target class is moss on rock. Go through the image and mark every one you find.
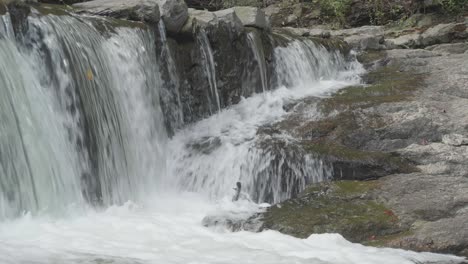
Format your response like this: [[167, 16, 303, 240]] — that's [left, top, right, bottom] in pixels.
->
[[320, 64, 426, 114], [33, 3, 74, 16], [262, 180, 405, 242]]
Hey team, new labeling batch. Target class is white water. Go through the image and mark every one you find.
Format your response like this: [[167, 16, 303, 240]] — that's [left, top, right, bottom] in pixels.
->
[[247, 31, 268, 92], [197, 29, 221, 114], [0, 12, 464, 264], [0, 193, 463, 264]]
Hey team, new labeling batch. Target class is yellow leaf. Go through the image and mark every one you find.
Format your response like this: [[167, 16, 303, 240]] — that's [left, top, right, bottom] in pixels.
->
[[86, 69, 94, 81]]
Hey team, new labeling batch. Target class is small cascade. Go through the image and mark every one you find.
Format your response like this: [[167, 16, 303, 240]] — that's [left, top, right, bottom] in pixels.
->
[[246, 31, 268, 93], [167, 39, 363, 204], [274, 38, 362, 91], [197, 29, 221, 114], [157, 21, 184, 134]]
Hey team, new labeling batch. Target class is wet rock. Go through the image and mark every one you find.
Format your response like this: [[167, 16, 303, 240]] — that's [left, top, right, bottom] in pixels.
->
[[259, 181, 404, 241], [73, 0, 161, 23], [5, 0, 31, 39], [156, 0, 188, 34], [232, 6, 269, 29]]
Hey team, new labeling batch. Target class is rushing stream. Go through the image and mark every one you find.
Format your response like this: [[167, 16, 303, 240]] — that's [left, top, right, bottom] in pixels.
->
[[0, 10, 463, 264]]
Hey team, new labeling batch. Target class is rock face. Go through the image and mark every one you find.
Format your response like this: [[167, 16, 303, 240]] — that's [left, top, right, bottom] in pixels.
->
[[73, 0, 161, 23], [253, 42, 468, 257], [156, 0, 188, 34]]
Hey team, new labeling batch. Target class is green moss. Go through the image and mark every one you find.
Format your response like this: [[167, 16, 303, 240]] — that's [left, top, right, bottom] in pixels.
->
[[222, 0, 261, 8], [304, 141, 417, 173], [33, 3, 74, 16], [263, 181, 402, 241], [320, 64, 426, 114]]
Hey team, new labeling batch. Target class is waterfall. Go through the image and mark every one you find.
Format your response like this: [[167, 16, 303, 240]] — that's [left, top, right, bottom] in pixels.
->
[[247, 31, 268, 93], [0, 13, 168, 218], [0, 15, 84, 218], [197, 29, 221, 114]]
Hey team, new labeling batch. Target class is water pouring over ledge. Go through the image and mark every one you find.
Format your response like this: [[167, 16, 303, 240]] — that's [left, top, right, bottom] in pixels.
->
[[0, 9, 464, 264]]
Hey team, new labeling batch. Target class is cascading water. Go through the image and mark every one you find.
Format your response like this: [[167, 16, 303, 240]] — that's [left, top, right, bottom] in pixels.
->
[[246, 31, 268, 92], [197, 29, 221, 114], [0, 14, 84, 219], [166, 37, 362, 204], [157, 21, 184, 133], [0, 8, 463, 264]]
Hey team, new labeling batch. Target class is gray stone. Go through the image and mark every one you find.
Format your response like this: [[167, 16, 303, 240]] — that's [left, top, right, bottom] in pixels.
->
[[420, 23, 467, 47], [180, 8, 243, 35], [344, 34, 385, 50], [385, 33, 421, 49], [330, 25, 384, 37], [442, 134, 468, 146], [232, 6, 269, 30], [426, 43, 468, 55], [73, 0, 161, 23], [214, 8, 243, 29], [180, 8, 217, 34], [156, 0, 188, 34]]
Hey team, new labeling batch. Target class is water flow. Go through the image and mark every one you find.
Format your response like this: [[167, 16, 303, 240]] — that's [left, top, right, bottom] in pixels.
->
[[197, 29, 221, 114], [0, 16, 84, 219], [247, 31, 268, 92], [165, 39, 363, 204], [26, 15, 168, 206], [157, 21, 184, 132], [275, 39, 359, 91]]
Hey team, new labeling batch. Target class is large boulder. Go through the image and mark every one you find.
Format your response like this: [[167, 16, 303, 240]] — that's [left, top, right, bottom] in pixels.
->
[[232, 6, 269, 30], [73, 0, 161, 23], [420, 22, 467, 47], [156, 0, 188, 34]]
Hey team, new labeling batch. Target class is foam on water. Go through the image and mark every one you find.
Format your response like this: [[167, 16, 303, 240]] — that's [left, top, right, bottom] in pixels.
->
[[0, 194, 463, 264]]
